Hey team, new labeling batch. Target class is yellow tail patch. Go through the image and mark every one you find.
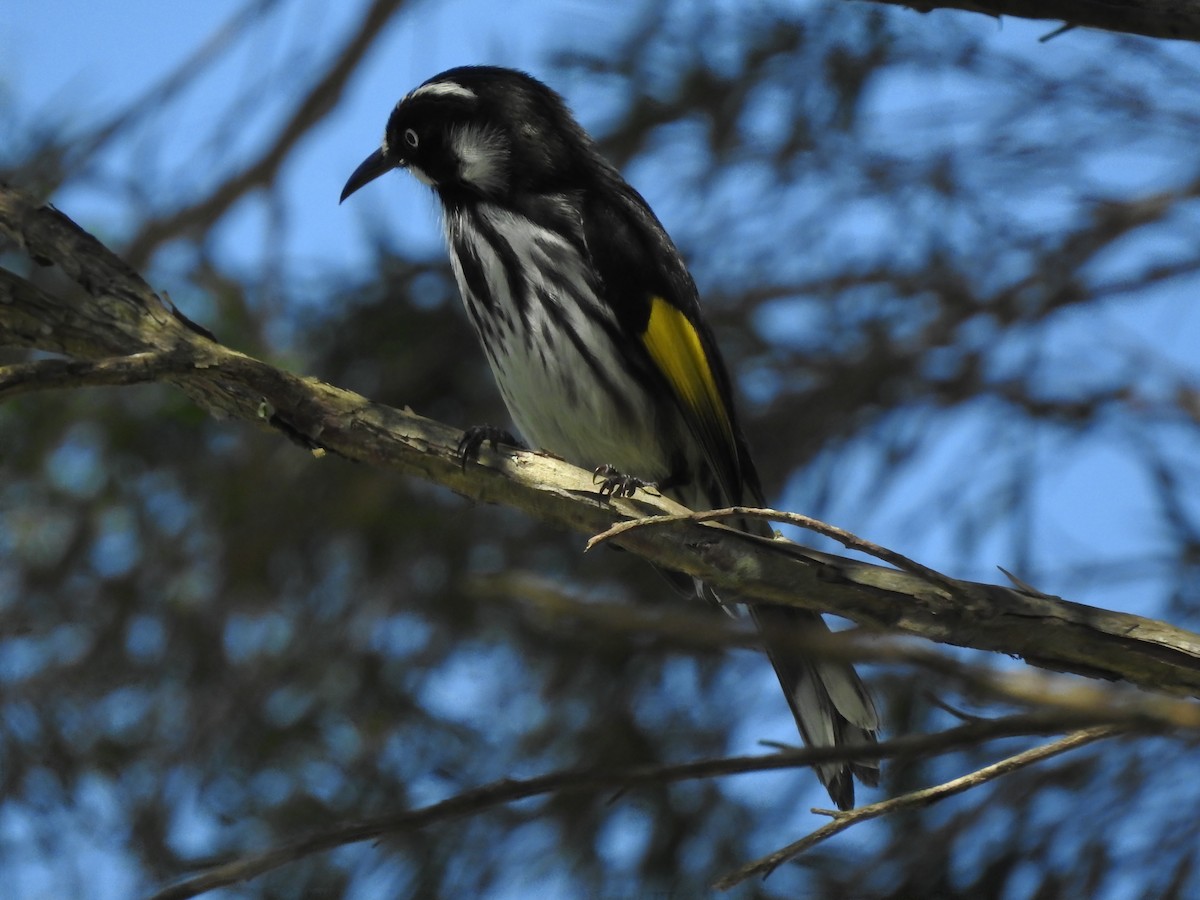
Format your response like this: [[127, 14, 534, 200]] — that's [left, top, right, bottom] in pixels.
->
[[641, 296, 734, 453]]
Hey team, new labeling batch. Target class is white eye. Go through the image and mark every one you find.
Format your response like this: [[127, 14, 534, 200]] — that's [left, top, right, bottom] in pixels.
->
[[404, 128, 419, 148]]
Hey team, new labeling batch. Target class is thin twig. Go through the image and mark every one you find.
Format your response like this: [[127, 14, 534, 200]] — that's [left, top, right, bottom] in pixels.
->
[[588, 505, 964, 596], [146, 715, 1108, 900], [1039, 22, 1078, 42], [713, 725, 1123, 890], [997, 565, 1060, 599]]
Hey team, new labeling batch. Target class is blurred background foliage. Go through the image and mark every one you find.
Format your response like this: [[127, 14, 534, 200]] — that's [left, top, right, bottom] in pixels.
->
[[3, 1, 1200, 897]]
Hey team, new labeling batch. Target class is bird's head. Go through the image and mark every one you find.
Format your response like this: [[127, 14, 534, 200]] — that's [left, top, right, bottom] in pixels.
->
[[340, 66, 592, 206]]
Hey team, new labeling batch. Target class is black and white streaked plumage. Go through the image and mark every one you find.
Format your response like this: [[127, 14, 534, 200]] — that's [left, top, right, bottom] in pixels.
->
[[341, 65, 879, 809]]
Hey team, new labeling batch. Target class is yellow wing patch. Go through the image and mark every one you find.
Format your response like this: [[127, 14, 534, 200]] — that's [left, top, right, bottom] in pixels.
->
[[641, 296, 735, 453]]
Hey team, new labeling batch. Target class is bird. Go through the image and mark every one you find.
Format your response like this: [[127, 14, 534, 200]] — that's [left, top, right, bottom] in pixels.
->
[[340, 65, 879, 809]]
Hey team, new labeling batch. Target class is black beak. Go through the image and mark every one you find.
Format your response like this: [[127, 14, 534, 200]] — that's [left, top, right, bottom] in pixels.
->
[[340, 149, 395, 203]]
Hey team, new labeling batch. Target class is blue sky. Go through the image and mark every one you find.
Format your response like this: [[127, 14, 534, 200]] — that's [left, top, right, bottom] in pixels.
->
[[1, 0, 612, 270]]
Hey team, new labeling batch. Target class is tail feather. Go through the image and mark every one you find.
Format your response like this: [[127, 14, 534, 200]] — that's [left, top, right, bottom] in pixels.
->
[[655, 538, 880, 808], [814, 654, 879, 731], [750, 603, 879, 810]]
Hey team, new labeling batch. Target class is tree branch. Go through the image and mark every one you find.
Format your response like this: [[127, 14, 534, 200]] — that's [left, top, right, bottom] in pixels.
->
[[146, 716, 1125, 900], [590, 505, 966, 596], [714, 725, 1123, 889], [856, 0, 1200, 44], [4, 184, 1200, 699], [0, 351, 195, 400], [480, 573, 1200, 731]]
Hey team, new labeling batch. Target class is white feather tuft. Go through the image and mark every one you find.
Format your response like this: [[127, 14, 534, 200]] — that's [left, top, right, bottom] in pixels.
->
[[449, 124, 510, 194]]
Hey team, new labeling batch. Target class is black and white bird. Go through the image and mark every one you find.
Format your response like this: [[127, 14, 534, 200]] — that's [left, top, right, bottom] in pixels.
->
[[340, 65, 879, 808]]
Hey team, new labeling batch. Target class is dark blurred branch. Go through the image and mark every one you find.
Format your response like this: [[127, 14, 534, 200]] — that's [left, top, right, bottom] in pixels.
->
[[5, 184, 1200, 698], [988, 184, 1197, 324], [858, 0, 1200, 43], [121, 0, 408, 267], [77, 0, 286, 165], [484, 572, 1200, 731], [714, 724, 1122, 889], [147, 716, 1125, 900]]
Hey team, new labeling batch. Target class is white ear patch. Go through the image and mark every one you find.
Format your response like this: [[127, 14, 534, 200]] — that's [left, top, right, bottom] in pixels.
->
[[450, 124, 509, 194]]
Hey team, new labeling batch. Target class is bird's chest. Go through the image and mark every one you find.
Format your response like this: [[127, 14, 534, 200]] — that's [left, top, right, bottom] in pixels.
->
[[444, 206, 667, 477]]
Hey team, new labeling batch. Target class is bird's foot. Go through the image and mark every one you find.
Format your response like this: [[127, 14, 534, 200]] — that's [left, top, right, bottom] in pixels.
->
[[593, 464, 657, 499], [458, 425, 522, 471]]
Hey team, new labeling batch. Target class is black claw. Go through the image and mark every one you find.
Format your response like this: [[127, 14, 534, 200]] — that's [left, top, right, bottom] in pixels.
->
[[458, 425, 521, 471], [593, 464, 655, 499]]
